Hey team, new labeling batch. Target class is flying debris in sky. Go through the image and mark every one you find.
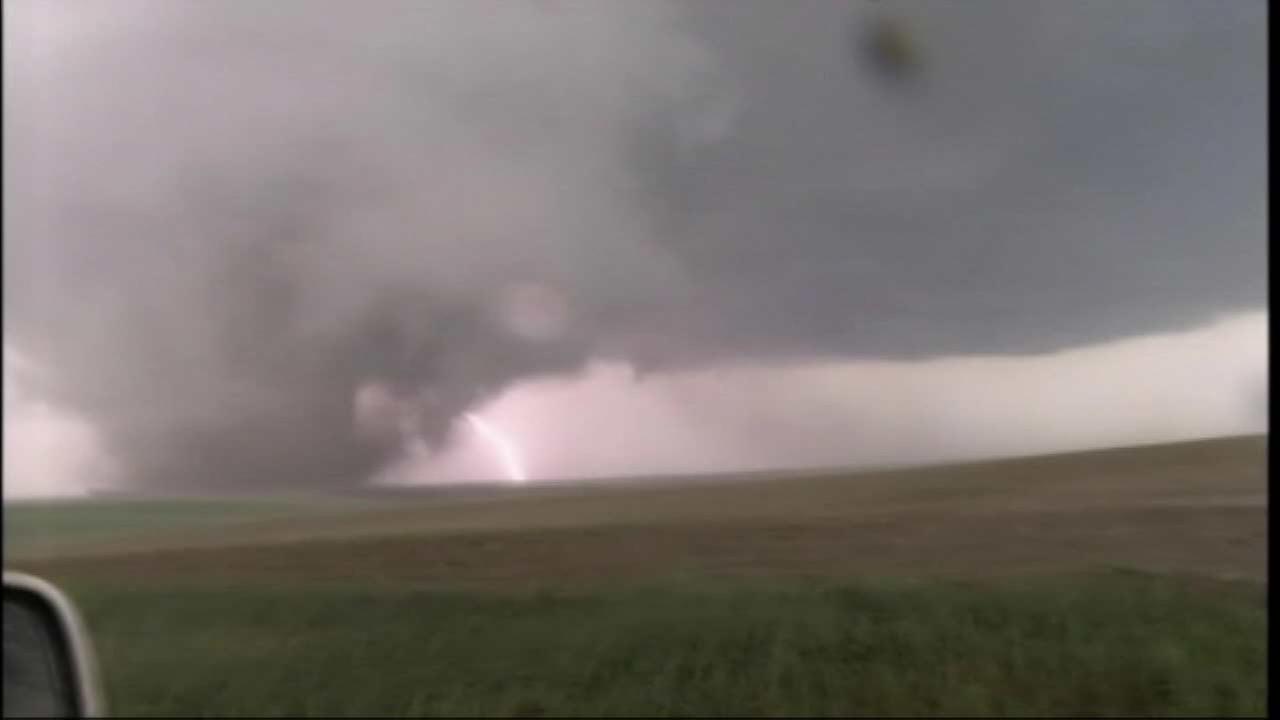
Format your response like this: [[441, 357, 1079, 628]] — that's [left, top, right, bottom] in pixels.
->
[[856, 11, 923, 87]]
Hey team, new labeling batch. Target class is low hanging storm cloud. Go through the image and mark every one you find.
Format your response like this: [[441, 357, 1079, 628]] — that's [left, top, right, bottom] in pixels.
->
[[3, 0, 1265, 492]]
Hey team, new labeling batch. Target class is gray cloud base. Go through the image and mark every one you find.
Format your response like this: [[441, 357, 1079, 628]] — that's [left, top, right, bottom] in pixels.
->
[[3, 1, 1264, 490]]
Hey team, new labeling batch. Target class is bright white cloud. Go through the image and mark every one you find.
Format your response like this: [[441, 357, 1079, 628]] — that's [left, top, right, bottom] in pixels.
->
[[5, 311, 1265, 494], [3, 346, 116, 498], [390, 311, 1266, 484]]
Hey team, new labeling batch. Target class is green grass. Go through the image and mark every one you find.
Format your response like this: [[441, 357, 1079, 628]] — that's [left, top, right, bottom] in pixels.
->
[[2, 498, 305, 556], [54, 572, 1265, 718], [2, 496, 384, 558], [3, 436, 1267, 716]]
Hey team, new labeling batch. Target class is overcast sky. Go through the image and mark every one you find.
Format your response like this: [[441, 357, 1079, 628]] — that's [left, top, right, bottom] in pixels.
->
[[3, 0, 1266, 496]]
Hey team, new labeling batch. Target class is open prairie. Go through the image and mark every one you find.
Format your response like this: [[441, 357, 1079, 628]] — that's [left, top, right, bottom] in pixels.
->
[[4, 435, 1267, 717]]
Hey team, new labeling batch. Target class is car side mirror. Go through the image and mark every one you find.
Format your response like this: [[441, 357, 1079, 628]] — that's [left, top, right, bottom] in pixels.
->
[[4, 572, 105, 718]]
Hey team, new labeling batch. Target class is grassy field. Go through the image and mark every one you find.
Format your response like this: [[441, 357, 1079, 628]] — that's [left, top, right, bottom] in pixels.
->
[[2, 497, 326, 557], [4, 435, 1267, 717]]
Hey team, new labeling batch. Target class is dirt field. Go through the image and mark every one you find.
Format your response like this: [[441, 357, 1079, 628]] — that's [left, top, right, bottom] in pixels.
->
[[4, 435, 1266, 717], [10, 435, 1266, 587]]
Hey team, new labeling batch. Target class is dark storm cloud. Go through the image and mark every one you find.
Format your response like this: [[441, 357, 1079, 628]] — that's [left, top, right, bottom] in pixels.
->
[[622, 0, 1266, 366], [2, 0, 1265, 490]]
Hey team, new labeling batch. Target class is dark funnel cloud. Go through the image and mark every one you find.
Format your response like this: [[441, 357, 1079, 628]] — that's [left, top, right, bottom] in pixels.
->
[[3, 0, 1265, 491]]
